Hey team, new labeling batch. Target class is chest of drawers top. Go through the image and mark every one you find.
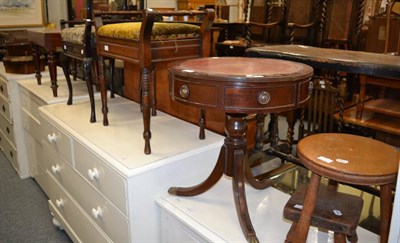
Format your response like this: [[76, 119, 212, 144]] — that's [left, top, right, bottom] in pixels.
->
[[39, 96, 224, 176]]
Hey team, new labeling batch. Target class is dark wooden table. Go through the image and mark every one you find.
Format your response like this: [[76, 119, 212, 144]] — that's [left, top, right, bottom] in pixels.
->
[[168, 57, 313, 242], [27, 30, 62, 97], [247, 44, 400, 135]]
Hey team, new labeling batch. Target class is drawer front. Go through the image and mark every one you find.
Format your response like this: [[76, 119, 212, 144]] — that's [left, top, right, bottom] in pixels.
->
[[21, 108, 41, 142], [45, 142, 129, 242], [0, 77, 9, 98], [47, 175, 112, 243], [0, 94, 12, 122], [0, 112, 15, 144], [223, 85, 297, 111], [20, 91, 41, 121], [74, 141, 127, 215], [0, 131, 18, 172], [171, 78, 219, 108], [41, 116, 73, 165]]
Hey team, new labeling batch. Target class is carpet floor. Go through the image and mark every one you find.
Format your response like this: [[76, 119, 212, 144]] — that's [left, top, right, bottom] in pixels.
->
[[0, 150, 72, 243]]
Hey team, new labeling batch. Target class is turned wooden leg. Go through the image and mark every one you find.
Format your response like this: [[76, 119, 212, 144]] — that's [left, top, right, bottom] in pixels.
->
[[48, 51, 59, 97], [98, 56, 108, 126], [380, 184, 393, 243], [293, 173, 321, 243], [32, 44, 42, 85], [151, 66, 157, 116], [199, 109, 206, 140], [356, 74, 367, 119], [285, 222, 297, 243], [109, 58, 115, 98], [254, 114, 266, 152], [141, 67, 152, 154], [334, 233, 346, 243]]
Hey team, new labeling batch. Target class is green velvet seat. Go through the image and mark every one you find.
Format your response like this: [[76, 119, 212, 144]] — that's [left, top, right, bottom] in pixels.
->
[[97, 22, 200, 40]]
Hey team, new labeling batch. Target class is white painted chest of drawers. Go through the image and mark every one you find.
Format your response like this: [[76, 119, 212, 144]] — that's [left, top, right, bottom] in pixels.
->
[[39, 97, 224, 242], [0, 63, 53, 178], [18, 76, 97, 193]]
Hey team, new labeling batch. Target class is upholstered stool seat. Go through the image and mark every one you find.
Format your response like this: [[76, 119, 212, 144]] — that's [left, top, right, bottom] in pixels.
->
[[96, 22, 200, 40], [61, 24, 95, 44], [284, 185, 363, 243], [285, 133, 399, 243]]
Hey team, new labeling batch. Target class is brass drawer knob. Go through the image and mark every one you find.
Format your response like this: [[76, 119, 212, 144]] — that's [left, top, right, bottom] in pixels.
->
[[257, 91, 270, 105], [179, 85, 190, 98]]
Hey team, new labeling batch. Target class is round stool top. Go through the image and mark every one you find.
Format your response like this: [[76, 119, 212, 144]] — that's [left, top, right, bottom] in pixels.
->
[[169, 57, 313, 113], [297, 133, 399, 185]]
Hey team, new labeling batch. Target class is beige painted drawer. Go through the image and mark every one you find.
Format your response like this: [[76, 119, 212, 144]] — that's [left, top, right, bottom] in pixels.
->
[[47, 174, 111, 243], [20, 91, 41, 121], [0, 130, 18, 173], [0, 112, 15, 144], [41, 116, 73, 165], [0, 77, 9, 98], [45, 142, 129, 242], [21, 108, 41, 142], [74, 141, 127, 215], [0, 94, 12, 122]]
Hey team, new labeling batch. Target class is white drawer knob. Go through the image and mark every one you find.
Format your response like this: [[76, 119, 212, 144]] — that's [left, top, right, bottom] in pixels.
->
[[55, 199, 64, 208], [47, 133, 58, 143], [91, 207, 103, 219], [51, 164, 61, 174], [87, 168, 99, 181]]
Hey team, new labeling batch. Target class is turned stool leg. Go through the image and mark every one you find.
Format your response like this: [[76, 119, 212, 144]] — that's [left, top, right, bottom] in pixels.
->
[[334, 233, 346, 243], [293, 173, 321, 243], [380, 184, 393, 243], [285, 222, 297, 243]]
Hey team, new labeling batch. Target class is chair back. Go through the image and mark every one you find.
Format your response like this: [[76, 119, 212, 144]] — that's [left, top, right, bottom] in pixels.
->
[[298, 78, 341, 139], [385, 0, 400, 54], [322, 0, 365, 50], [285, 0, 326, 46]]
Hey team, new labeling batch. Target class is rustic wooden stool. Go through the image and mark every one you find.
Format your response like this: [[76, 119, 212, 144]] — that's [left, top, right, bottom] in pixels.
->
[[287, 133, 399, 243]]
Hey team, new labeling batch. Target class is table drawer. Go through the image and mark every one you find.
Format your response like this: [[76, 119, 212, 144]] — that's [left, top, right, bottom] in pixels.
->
[[20, 91, 41, 121], [223, 84, 297, 111], [0, 77, 9, 98], [0, 130, 18, 172], [41, 115, 73, 165], [74, 141, 127, 215], [171, 78, 218, 109], [47, 174, 112, 243], [0, 94, 12, 122], [21, 108, 41, 142], [0, 112, 15, 144]]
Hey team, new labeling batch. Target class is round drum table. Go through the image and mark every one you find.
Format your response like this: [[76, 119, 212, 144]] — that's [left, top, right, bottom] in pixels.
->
[[168, 57, 313, 242]]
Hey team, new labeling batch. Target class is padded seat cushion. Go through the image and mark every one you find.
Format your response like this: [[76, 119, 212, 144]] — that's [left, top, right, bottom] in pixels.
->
[[97, 22, 200, 40], [61, 25, 95, 44]]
